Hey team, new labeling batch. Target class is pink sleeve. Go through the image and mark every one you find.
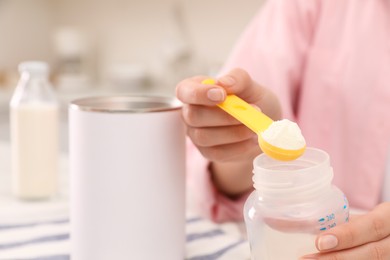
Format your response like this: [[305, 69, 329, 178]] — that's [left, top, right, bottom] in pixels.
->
[[220, 0, 319, 120], [187, 0, 320, 223], [186, 138, 249, 222]]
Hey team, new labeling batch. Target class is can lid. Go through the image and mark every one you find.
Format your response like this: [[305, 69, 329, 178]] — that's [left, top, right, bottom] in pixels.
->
[[69, 95, 182, 113]]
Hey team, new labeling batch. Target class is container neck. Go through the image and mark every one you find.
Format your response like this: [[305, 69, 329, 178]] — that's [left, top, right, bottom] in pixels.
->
[[252, 148, 333, 203], [21, 71, 48, 82], [18, 72, 50, 92], [10, 71, 55, 107]]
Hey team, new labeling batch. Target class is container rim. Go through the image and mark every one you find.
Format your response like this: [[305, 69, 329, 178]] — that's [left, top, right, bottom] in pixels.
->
[[69, 95, 182, 113], [253, 147, 330, 175]]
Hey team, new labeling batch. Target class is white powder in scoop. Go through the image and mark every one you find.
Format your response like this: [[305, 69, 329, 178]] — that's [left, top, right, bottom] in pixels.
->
[[261, 119, 306, 150]]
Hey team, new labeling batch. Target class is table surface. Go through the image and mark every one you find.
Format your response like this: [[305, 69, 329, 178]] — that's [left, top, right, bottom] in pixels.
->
[[0, 139, 250, 260]]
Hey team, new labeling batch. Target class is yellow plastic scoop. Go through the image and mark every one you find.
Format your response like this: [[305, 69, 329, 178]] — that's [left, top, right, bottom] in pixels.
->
[[202, 78, 305, 161]]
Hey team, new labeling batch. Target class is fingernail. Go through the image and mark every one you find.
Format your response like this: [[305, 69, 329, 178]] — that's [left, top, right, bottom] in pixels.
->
[[218, 76, 236, 86], [318, 234, 338, 250], [207, 88, 225, 102]]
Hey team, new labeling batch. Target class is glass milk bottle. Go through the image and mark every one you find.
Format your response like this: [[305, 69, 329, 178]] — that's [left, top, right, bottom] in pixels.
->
[[10, 61, 59, 199], [244, 148, 349, 260]]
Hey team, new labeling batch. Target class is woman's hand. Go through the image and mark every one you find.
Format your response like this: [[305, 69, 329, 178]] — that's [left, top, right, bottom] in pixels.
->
[[175, 68, 282, 197], [300, 202, 390, 259]]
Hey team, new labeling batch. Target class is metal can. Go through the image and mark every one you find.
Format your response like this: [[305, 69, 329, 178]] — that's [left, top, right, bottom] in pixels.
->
[[69, 95, 185, 260]]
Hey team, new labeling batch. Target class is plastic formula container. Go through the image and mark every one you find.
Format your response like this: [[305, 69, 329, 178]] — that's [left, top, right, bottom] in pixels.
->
[[244, 147, 349, 260]]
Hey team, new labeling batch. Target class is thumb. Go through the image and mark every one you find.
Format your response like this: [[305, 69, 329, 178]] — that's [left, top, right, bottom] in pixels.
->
[[217, 68, 265, 104], [217, 68, 282, 120]]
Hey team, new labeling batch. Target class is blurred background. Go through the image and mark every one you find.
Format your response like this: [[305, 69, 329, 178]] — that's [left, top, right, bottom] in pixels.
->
[[0, 0, 264, 97]]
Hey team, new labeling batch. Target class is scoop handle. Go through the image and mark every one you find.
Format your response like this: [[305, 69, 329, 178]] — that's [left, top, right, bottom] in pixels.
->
[[217, 94, 273, 133], [201, 78, 273, 133]]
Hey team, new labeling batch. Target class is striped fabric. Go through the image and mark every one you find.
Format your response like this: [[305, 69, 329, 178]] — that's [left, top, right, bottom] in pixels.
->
[[0, 142, 250, 260], [0, 212, 250, 259]]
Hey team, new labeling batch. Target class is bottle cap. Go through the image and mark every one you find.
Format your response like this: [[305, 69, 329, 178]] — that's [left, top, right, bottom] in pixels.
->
[[18, 61, 49, 75]]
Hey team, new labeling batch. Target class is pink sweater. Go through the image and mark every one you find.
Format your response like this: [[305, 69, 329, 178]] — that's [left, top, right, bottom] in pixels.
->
[[187, 0, 390, 222]]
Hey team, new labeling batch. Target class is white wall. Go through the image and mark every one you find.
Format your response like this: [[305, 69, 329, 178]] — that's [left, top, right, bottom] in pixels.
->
[[0, 0, 54, 69], [0, 0, 265, 91]]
